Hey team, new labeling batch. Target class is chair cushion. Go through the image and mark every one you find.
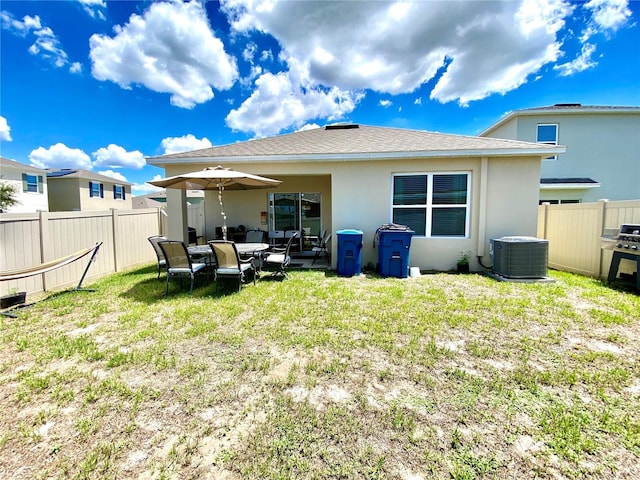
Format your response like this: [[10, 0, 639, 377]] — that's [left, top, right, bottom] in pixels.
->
[[265, 254, 288, 264], [168, 267, 195, 274], [216, 267, 241, 276]]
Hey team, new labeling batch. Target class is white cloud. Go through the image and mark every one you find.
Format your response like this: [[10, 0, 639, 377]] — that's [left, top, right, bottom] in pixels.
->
[[70, 62, 83, 74], [97, 170, 128, 182], [133, 175, 165, 196], [1, 12, 70, 68], [554, 43, 598, 76], [29, 143, 92, 170], [0, 116, 11, 141], [225, 71, 362, 137], [296, 123, 321, 132], [78, 0, 106, 20], [584, 0, 632, 32], [161, 134, 213, 155], [93, 144, 146, 169], [222, 0, 575, 107], [379, 100, 393, 108], [89, 1, 238, 109], [414, 97, 422, 106]]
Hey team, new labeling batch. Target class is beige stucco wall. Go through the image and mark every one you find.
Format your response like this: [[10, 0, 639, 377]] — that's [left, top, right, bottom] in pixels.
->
[[159, 154, 542, 272], [48, 178, 132, 211]]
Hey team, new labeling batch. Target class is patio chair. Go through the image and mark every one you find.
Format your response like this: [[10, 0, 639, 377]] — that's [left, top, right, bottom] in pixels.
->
[[208, 240, 256, 291], [158, 240, 208, 295], [244, 229, 267, 243], [264, 231, 298, 277], [148, 235, 168, 279], [311, 232, 331, 265]]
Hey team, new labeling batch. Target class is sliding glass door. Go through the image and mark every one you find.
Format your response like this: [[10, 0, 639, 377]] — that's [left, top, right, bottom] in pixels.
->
[[268, 192, 322, 253]]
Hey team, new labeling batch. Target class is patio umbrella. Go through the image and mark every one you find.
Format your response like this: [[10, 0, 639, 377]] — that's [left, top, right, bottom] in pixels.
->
[[148, 166, 281, 240]]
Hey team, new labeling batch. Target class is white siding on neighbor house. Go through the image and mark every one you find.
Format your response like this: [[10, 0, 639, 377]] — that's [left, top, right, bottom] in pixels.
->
[[0, 165, 49, 213], [483, 110, 640, 203]]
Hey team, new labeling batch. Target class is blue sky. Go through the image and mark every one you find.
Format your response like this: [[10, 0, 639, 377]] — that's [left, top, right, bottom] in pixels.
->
[[1, 0, 638, 196]]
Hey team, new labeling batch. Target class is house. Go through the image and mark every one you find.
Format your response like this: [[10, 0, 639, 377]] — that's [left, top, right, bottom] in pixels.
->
[[132, 189, 204, 207], [479, 104, 640, 204], [47, 169, 132, 211], [0, 157, 49, 213], [146, 124, 563, 272]]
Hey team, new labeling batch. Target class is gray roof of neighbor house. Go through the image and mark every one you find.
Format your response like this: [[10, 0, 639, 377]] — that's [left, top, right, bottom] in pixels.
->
[[147, 124, 563, 166], [479, 104, 640, 136], [0, 157, 47, 174], [46, 168, 131, 185]]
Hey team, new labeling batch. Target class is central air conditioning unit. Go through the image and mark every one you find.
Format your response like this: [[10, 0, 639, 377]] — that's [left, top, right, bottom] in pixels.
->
[[490, 236, 548, 279]]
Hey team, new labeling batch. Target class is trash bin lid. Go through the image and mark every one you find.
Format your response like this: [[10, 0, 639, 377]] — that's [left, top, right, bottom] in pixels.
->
[[336, 229, 363, 235]]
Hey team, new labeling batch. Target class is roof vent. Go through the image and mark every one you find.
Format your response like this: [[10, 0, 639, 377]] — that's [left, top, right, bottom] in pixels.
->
[[325, 124, 359, 130], [553, 103, 581, 107]]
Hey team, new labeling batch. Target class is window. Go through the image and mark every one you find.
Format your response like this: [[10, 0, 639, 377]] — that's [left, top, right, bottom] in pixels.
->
[[392, 173, 470, 237], [89, 181, 104, 198], [537, 124, 558, 160], [539, 199, 580, 205], [113, 185, 126, 200], [22, 173, 43, 193]]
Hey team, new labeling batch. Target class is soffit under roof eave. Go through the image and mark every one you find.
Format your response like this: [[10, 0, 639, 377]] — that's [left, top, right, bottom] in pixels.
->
[[146, 147, 565, 167]]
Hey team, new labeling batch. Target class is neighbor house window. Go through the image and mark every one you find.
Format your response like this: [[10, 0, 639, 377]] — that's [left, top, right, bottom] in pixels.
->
[[537, 124, 558, 160], [392, 173, 470, 237], [89, 181, 104, 198], [22, 173, 44, 193], [113, 185, 126, 200]]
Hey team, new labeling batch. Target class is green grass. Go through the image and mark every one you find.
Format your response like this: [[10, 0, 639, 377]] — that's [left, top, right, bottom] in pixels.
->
[[0, 265, 639, 479]]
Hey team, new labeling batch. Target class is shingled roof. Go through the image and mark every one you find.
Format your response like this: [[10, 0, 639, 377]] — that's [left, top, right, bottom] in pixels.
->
[[147, 124, 562, 165]]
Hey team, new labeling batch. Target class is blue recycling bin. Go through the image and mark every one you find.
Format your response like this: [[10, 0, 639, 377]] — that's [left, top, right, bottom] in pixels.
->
[[336, 229, 363, 276], [376, 226, 414, 278]]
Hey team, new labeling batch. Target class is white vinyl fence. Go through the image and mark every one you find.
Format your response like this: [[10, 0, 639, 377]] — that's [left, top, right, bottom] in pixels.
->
[[1, 208, 164, 297], [537, 199, 640, 279]]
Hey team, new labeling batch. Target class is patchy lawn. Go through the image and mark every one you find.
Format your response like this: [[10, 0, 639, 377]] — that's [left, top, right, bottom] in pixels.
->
[[1, 267, 639, 479]]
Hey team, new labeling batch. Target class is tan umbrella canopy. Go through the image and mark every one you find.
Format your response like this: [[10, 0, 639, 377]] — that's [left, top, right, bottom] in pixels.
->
[[149, 166, 281, 240]]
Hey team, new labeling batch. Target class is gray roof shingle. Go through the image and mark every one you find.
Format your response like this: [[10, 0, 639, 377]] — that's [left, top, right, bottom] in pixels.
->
[[147, 124, 560, 165]]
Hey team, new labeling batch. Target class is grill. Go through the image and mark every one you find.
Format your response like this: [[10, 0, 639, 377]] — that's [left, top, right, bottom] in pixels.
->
[[602, 224, 640, 290]]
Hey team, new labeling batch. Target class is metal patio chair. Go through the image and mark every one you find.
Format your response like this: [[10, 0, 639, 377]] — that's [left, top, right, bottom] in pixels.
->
[[208, 240, 257, 291], [264, 231, 298, 277], [158, 240, 208, 295]]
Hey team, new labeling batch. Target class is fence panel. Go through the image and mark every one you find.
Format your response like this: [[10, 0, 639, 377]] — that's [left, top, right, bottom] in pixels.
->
[[0, 213, 44, 294], [538, 199, 640, 278], [1, 208, 163, 297]]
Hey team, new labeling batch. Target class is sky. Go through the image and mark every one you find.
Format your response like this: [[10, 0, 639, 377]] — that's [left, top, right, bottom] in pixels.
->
[[1, 0, 638, 196]]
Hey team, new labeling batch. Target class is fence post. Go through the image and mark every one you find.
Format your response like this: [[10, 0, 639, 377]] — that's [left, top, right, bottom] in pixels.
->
[[38, 210, 51, 291], [111, 209, 119, 272], [595, 199, 608, 278]]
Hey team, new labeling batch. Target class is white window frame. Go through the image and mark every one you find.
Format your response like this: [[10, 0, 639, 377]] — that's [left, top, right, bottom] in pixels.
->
[[89, 181, 104, 198], [391, 172, 471, 238], [113, 185, 126, 200], [537, 123, 558, 161]]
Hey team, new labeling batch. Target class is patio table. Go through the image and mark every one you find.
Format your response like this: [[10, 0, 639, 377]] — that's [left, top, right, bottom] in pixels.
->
[[188, 243, 270, 271]]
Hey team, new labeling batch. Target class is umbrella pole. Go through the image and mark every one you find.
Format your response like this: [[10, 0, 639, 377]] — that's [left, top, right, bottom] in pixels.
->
[[218, 184, 227, 240]]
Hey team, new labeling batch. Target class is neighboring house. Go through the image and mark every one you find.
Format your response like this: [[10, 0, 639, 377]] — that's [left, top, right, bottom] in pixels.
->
[[0, 157, 49, 213], [479, 104, 640, 204], [147, 124, 562, 272], [133, 189, 204, 207], [47, 169, 132, 211]]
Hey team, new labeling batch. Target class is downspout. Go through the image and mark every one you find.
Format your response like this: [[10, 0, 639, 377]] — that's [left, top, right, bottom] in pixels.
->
[[477, 157, 491, 270]]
